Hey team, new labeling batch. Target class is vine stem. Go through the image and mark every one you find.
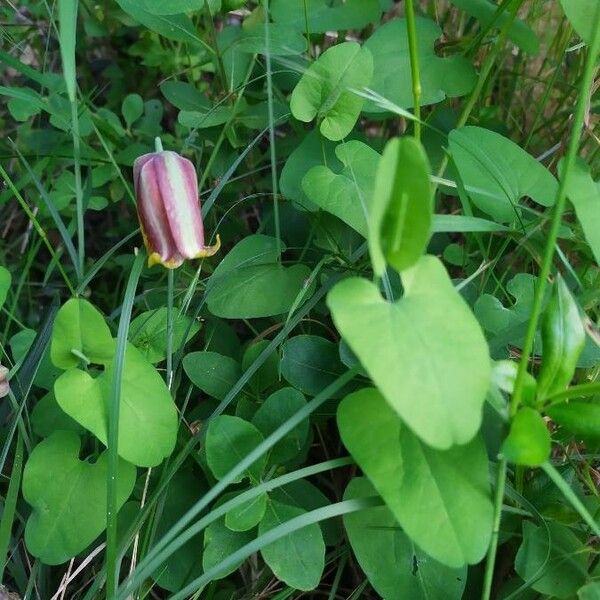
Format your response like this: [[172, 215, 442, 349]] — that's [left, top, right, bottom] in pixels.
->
[[404, 0, 421, 140], [106, 250, 146, 599], [481, 10, 600, 600]]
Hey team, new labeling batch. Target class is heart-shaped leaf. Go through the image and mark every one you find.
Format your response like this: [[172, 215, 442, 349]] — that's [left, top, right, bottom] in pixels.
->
[[23, 431, 136, 565], [328, 256, 490, 448], [344, 477, 467, 599], [363, 18, 476, 112], [54, 343, 178, 467], [290, 42, 373, 141], [337, 388, 493, 567], [51, 298, 115, 369], [449, 126, 558, 223]]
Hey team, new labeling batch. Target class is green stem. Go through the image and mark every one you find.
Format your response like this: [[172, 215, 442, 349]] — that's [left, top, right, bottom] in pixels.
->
[[71, 98, 85, 278], [166, 268, 175, 390], [106, 250, 146, 599], [404, 0, 421, 140], [509, 8, 600, 417], [545, 381, 600, 405]]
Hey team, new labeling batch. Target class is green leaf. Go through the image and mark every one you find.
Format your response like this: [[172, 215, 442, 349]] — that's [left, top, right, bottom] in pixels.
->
[[0, 266, 11, 310], [271, 0, 381, 33], [369, 137, 433, 275], [31, 391, 84, 437], [121, 93, 144, 127], [54, 343, 178, 467], [579, 582, 600, 600], [152, 466, 207, 592], [58, 0, 78, 102], [129, 308, 200, 364], [205, 415, 266, 483], [564, 157, 600, 266], [258, 500, 325, 591], [363, 18, 476, 112], [206, 235, 311, 319], [280, 335, 346, 397], [203, 516, 254, 579], [537, 277, 585, 400], [141, 0, 220, 15], [344, 477, 467, 600], [302, 140, 380, 235], [337, 388, 493, 567], [449, 126, 558, 222], [432, 214, 511, 233], [241, 340, 279, 393], [23, 431, 136, 565], [515, 521, 588, 599], [50, 298, 115, 369], [160, 81, 211, 111], [290, 42, 373, 141], [328, 256, 490, 449], [448, 0, 539, 54], [225, 492, 268, 532], [218, 26, 253, 91], [559, 0, 600, 46], [183, 350, 242, 400], [116, 0, 205, 46], [546, 402, 600, 442], [252, 387, 308, 465], [236, 22, 307, 56], [11, 329, 61, 391], [500, 408, 550, 466]]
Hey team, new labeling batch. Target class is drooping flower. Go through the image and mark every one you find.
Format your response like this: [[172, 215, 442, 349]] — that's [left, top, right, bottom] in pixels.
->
[[133, 139, 220, 268]]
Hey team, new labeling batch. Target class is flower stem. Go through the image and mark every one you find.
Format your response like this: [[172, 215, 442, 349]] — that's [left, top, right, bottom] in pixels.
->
[[404, 0, 421, 140]]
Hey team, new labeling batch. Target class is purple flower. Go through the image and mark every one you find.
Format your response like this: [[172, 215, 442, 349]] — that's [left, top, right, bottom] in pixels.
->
[[133, 141, 220, 268]]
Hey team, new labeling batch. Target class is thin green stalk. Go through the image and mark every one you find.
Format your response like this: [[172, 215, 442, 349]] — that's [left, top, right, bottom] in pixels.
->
[[545, 381, 600, 405], [0, 431, 23, 582], [404, 0, 421, 140], [264, 0, 282, 260], [106, 250, 146, 599], [166, 268, 175, 390], [71, 98, 85, 277]]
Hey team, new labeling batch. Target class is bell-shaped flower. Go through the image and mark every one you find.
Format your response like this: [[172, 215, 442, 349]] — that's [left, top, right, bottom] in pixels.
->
[[133, 139, 220, 268]]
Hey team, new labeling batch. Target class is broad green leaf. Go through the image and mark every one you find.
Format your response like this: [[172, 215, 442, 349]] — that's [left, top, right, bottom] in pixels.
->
[[564, 158, 600, 266], [363, 18, 476, 112], [206, 235, 311, 319], [10, 329, 61, 391], [328, 256, 491, 449], [160, 81, 211, 111], [369, 137, 432, 275], [271, 0, 381, 33], [178, 105, 237, 129], [546, 402, 600, 442], [280, 130, 341, 209], [241, 340, 279, 393], [205, 415, 266, 483], [153, 466, 207, 592], [515, 521, 587, 598], [501, 408, 550, 466], [337, 388, 493, 567], [183, 350, 242, 400], [280, 335, 347, 397], [54, 343, 178, 467], [50, 298, 115, 369], [537, 277, 585, 400], [252, 387, 308, 465], [302, 140, 380, 235], [579, 582, 600, 600], [0, 266, 10, 310], [258, 500, 325, 591], [141, 0, 220, 15], [448, 0, 539, 54], [225, 492, 268, 532], [432, 214, 511, 233], [129, 307, 200, 364], [218, 26, 253, 91], [31, 391, 83, 438], [449, 126, 558, 222], [344, 477, 467, 600], [121, 93, 144, 127], [23, 431, 136, 565], [116, 0, 205, 46], [203, 517, 254, 579], [236, 22, 307, 56], [290, 42, 373, 141], [559, 0, 600, 46], [270, 479, 342, 546]]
